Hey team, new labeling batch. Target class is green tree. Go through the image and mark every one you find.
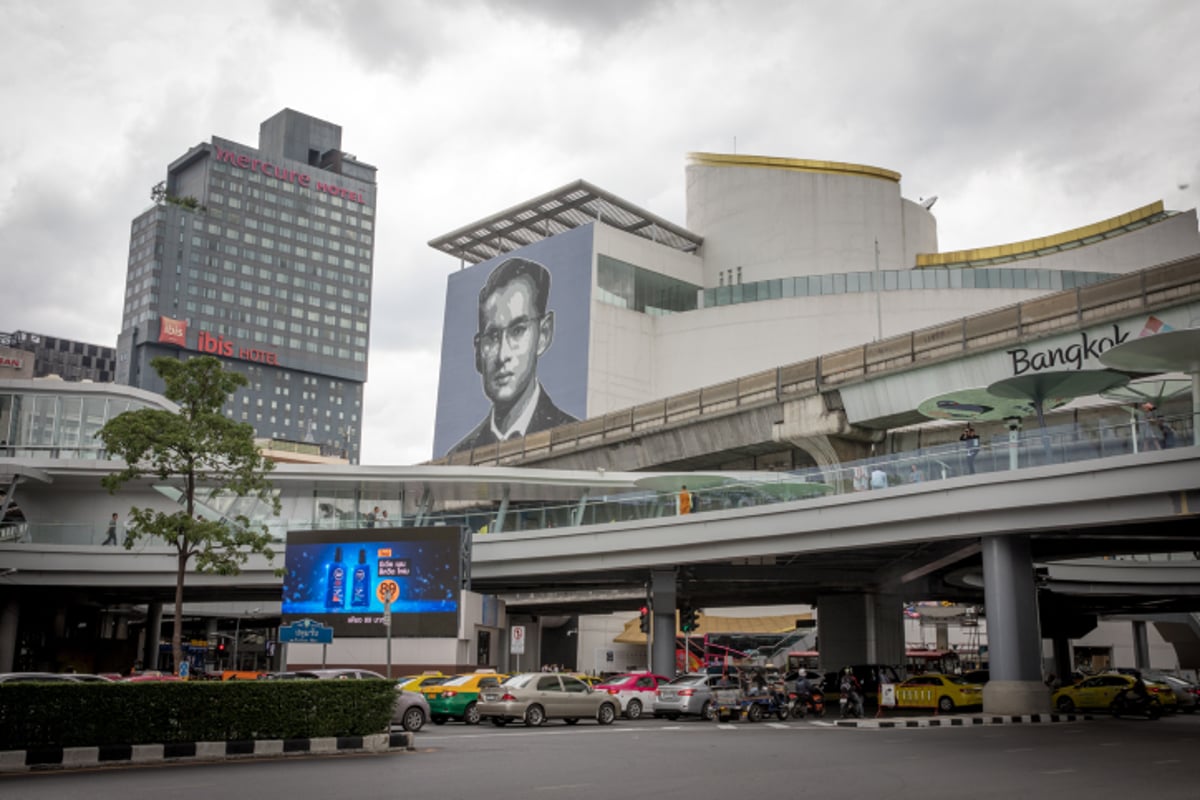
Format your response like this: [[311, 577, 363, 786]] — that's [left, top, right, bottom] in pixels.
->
[[98, 356, 280, 674]]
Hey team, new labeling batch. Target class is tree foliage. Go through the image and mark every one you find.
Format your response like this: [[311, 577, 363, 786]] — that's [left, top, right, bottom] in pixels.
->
[[98, 356, 280, 673]]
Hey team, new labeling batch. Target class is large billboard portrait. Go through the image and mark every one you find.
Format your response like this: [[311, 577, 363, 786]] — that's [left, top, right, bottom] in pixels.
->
[[281, 528, 461, 637], [432, 225, 593, 457]]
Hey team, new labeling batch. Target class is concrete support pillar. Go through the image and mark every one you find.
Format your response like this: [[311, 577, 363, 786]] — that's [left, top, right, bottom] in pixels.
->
[[115, 615, 129, 641], [1052, 635, 1072, 684], [0, 599, 19, 673], [1131, 620, 1150, 670], [816, 591, 904, 670], [650, 570, 677, 677], [143, 602, 163, 671], [935, 623, 950, 651], [981, 535, 1049, 713]]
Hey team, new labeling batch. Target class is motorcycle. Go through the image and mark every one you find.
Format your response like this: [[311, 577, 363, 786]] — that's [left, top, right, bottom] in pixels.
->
[[1111, 687, 1161, 720], [790, 686, 825, 719]]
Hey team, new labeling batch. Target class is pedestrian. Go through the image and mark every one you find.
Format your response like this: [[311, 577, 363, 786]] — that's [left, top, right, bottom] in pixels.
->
[[960, 424, 979, 474], [366, 506, 379, 528], [102, 512, 119, 545], [852, 466, 869, 492], [908, 464, 924, 483], [380, 509, 389, 526], [678, 485, 692, 515], [870, 465, 888, 490]]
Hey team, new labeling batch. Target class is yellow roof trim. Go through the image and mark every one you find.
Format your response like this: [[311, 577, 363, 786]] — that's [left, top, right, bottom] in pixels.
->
[[915, 200, 1165, 267], [688, 152, 901, 183]]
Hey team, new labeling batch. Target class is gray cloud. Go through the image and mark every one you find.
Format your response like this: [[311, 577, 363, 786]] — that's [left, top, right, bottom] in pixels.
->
[[4, 0, 1198, 463]]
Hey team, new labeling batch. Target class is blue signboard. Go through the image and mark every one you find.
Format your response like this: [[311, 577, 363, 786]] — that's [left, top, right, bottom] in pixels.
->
[[279, 618, 334, 644]]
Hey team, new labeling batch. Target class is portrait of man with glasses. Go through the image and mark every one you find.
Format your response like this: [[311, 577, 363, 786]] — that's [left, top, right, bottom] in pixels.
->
[[450, 257, 579, 453]]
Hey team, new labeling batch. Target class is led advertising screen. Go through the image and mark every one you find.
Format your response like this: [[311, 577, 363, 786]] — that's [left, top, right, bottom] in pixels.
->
[[432, 225, 593, 457], [281, 527, 461, 637]]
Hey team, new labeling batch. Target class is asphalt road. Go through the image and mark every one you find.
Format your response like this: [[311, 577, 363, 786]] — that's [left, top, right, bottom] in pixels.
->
[[5, 713, 1200, 800]]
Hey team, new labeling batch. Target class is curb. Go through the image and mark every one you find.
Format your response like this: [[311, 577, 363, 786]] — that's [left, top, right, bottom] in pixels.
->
[[834, 713, 1093, 729], [0, 731, 414, 773]]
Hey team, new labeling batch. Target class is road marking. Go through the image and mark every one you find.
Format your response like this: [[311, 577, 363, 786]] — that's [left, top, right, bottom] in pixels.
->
[[535, 784, 593, 791], [717, 724, 739, 730], [660, 726, 683, 730], [766, 723, 789, 729], [1040, 769, 1075, 775]]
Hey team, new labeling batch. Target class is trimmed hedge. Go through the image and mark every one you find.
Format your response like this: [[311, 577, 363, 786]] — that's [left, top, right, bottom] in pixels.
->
[[0, 680, 396, 750]]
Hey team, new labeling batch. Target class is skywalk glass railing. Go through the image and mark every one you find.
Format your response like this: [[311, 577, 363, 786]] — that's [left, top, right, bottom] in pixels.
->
[[3, 413, 1192, 547]]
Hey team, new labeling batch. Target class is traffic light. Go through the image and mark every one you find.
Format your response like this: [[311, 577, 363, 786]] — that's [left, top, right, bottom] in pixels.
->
[[680, 607, 700, 633], [216, 641, 227, 655], [638, 606, 650, 633]]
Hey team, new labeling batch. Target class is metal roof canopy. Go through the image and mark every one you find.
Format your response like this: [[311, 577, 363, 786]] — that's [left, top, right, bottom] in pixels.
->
[[428, 179, 703, 265]]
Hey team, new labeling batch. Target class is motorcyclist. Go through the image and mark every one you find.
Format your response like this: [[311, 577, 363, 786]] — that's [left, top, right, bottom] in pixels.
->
[[840, 667, 864, 718], [793, 671, 814, 716]]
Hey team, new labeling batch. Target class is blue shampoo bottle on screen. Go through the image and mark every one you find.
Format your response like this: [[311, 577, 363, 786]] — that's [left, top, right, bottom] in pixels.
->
[[351, 548, 370, 607], [326, 546, 347, 608]]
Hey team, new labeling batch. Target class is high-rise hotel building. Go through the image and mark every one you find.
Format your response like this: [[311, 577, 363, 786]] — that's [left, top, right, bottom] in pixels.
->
[[116, 110, 376, 462]]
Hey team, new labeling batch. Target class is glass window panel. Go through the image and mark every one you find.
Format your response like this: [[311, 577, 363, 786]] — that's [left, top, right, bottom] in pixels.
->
[[883, 271, 898, 291], [896, 271, 911, 290], [949, 269, 963, 289], [820, 275, 834, 295], [935, 270, 949, 289], [832, 273, 846, 294]]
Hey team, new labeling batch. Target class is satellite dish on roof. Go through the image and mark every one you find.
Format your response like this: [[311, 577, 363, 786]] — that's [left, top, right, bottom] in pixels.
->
[[920, 195, 938, 210]]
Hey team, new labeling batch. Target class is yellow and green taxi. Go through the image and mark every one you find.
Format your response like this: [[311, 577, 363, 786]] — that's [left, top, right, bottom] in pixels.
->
[[422, 670, 507, 725], [1053, 673, 1177, 713], [891, 673, 983, 713], [398, 671, 449, 692]]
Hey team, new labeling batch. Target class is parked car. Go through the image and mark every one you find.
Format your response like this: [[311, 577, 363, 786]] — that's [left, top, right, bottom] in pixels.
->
[[0, 672, 84, 683], [1052, 672, 1176, 713], [303, 668, 389, 680], [422, 670, 507, 725], [654, 672, 720, 720], [892, 673, 983, 712], [1104, 668, 1181, 713], [1143, 672, 1200, 713], [392, 685, 432, 732], [258, 671, 320, 680], [398, 672, 449, 692], [477, 672, 618, 727], [593, 671, 672, 719], [961, 669, 990, 684]]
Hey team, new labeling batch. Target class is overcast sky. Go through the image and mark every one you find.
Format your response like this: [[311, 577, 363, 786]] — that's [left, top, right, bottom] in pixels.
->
[[3, 1, 1198, 464]]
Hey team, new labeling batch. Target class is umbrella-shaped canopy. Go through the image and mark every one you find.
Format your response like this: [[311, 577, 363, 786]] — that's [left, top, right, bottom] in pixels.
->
[[1100, 377, 1192, 406], [988, 369, 1130, 428], [1100, 326, 1200, 447], [633, 474, 735, 492], [917, 387, 1069, 422]]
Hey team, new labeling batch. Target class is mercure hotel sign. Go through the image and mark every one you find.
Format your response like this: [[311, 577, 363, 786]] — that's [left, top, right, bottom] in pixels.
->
[[213, 146, 366, 204]]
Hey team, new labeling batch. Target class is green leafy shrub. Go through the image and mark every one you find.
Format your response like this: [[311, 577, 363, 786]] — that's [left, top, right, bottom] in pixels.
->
[[0, 680, 395, 750]]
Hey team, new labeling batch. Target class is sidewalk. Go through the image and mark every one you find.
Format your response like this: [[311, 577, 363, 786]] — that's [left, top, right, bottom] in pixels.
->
[[0, 731, 414, 773], [833, 712, 1092, 728]]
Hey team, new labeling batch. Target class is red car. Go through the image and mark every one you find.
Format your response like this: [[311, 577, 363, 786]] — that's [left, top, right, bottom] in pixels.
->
[[594, 672, 673, 719]]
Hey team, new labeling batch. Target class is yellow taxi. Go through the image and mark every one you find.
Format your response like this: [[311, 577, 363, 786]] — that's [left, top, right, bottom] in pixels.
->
[[1053, 673, 1177, 713], [398, 671, 448, 692], [890, 673, 983, 713], [421, 670, 508, 725]]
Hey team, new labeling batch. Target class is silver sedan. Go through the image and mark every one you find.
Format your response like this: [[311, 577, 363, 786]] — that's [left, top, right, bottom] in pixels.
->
[[477, 672, 618, 727], [654, 673, 719, 720]]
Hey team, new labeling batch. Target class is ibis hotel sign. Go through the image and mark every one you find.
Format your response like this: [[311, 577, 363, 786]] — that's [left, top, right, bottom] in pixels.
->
[[157, 316, 280, 366]]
